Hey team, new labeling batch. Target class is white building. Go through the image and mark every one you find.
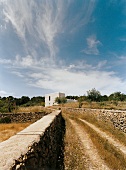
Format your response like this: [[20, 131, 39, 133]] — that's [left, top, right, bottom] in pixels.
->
[[45, 92, 65, 107]]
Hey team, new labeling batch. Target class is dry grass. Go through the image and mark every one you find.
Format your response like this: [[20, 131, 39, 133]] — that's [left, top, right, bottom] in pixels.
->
[[82, 112, 126, 146], [63, 115, 87, 170], [63, 101, 126, 110], [81, 101, 126, 110], [64, 102, 79, 108], [0, 106, 52, 142], [63, 109, 126, 146], [0, 122, 31, 142], [62, 109, 126, 169], [76, 118, 126, 170], [16, 106, 51, 113]]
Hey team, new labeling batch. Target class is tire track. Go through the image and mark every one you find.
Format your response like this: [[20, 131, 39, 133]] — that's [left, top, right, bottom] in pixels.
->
[[69, 119, 110, 170], [79, 118, 126, 158]]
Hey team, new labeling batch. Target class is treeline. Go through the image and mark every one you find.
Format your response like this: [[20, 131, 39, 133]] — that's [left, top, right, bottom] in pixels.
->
[[1, 88, 126, 113], [0, 96, 45, 113], [66, 89, 126, 102]]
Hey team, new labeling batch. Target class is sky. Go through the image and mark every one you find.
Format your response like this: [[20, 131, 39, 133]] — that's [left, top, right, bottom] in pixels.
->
[[0, 0, 126, 97]]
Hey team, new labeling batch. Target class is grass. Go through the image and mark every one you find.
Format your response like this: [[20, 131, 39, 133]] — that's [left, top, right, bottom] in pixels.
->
[[76, 118, 126, 170], [0, 122, 31, 142], [0, 106, 52, 143], [62, 109, 126, 169], [63, 114, 87, 170], [15, 106, 51, 113], [63, 108, 126, 146], [63, 101, 126, 110]]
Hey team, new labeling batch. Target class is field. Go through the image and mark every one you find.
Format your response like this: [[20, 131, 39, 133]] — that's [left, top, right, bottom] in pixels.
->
[[63, 101, 126, 110], [0, 104, 126, 169], [0, 106, 51, 142], [0, 122, 31, 142]]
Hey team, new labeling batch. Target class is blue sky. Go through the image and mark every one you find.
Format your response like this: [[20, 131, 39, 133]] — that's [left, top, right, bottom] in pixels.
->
[[0, 0, 126, 97]]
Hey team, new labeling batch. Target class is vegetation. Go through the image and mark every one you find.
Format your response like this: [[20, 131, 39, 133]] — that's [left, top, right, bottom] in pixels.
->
[[0, 122, 31, 142], [55, 97, 67, 104], [0, 96, 45, 113], [87, 88, 101, 102], [0, 117, 11, 123], [0, 88, 126, 113], [16, 106, 51, 113], [64, 116, 87, 170]]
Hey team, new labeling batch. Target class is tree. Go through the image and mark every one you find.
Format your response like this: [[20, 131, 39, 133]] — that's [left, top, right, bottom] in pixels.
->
[[101, 95, 108, 101], [66, 95, 79, 100], [77, 96, 87, 108], [20, 96, 30, 105], [55, 97, 67, 104], [7, 96, 14, 112], [87, 88, 101, 102], [31, 96, 45, 103], [109, 92, 126, 101]]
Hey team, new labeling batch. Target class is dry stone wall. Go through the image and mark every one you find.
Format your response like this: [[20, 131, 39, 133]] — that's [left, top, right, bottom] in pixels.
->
[[0, 111, 49, 123], [65, 108, 126, 133], [0, 110, 65, 170]]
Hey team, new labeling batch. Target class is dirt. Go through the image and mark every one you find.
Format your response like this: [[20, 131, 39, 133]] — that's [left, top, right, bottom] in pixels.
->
[[67, 116, 126, 170], [79, 118, 126, 157], [69, 119, 110, 170]]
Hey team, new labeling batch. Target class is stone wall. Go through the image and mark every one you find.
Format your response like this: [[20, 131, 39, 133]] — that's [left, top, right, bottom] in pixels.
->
[[65, 108, 126, 133], [0, 111, 49, 123], [0, 110, 65, 170]]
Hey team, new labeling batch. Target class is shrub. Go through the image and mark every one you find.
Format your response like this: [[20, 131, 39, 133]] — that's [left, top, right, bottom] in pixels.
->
[[0, 116, 11, 123]]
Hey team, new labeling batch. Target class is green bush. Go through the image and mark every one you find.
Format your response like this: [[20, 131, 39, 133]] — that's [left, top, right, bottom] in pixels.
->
[[0, 106, 8, 113], [0, 116, 11, 123]]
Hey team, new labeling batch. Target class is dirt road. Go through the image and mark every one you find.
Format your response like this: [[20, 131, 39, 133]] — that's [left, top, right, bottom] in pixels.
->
[[69, 119, 110, 170], [79, 118, 126, 157], [64, 117, 126, 170]]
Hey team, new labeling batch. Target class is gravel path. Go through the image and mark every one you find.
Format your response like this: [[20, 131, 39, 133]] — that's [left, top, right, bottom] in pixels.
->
[[69, 119, 110, 170]]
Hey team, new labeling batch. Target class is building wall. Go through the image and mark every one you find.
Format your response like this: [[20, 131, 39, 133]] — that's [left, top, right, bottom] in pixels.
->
[[45, 92, 65, 107]]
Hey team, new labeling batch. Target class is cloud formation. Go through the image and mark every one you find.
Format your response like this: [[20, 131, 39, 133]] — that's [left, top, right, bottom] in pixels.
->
[[83, 35, 102, 55], [0, 90, 13, 97], [27, 65, 126, 95], [1, 0, 96, 60], [1, 0, 126, 96], [1, 55, 126, 95]]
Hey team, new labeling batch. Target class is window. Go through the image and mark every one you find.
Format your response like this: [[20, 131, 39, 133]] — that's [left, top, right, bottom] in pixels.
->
[[49, 96, 51, 101]]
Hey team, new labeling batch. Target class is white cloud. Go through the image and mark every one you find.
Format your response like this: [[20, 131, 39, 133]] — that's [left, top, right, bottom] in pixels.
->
[[66, 0, 96, 33], [11, 71, 24, 78], [67, 60, 93, 71], [1, 0, 97, 60], [0, 55, 36, 67], [1, 1, 126, 96], [118, 55, 126, 64], [0, 90, 13, 97], [1, 55, 126, 95], [83, 35, 102, 55], [119, 55, 126, 60], [96, 60, 107, 69], [15, 55, 35, 67], [1, 0, 67, 58], [28, 66, 126, 95], [0, 58, 12, 64], [120, 38, 126, 41]]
